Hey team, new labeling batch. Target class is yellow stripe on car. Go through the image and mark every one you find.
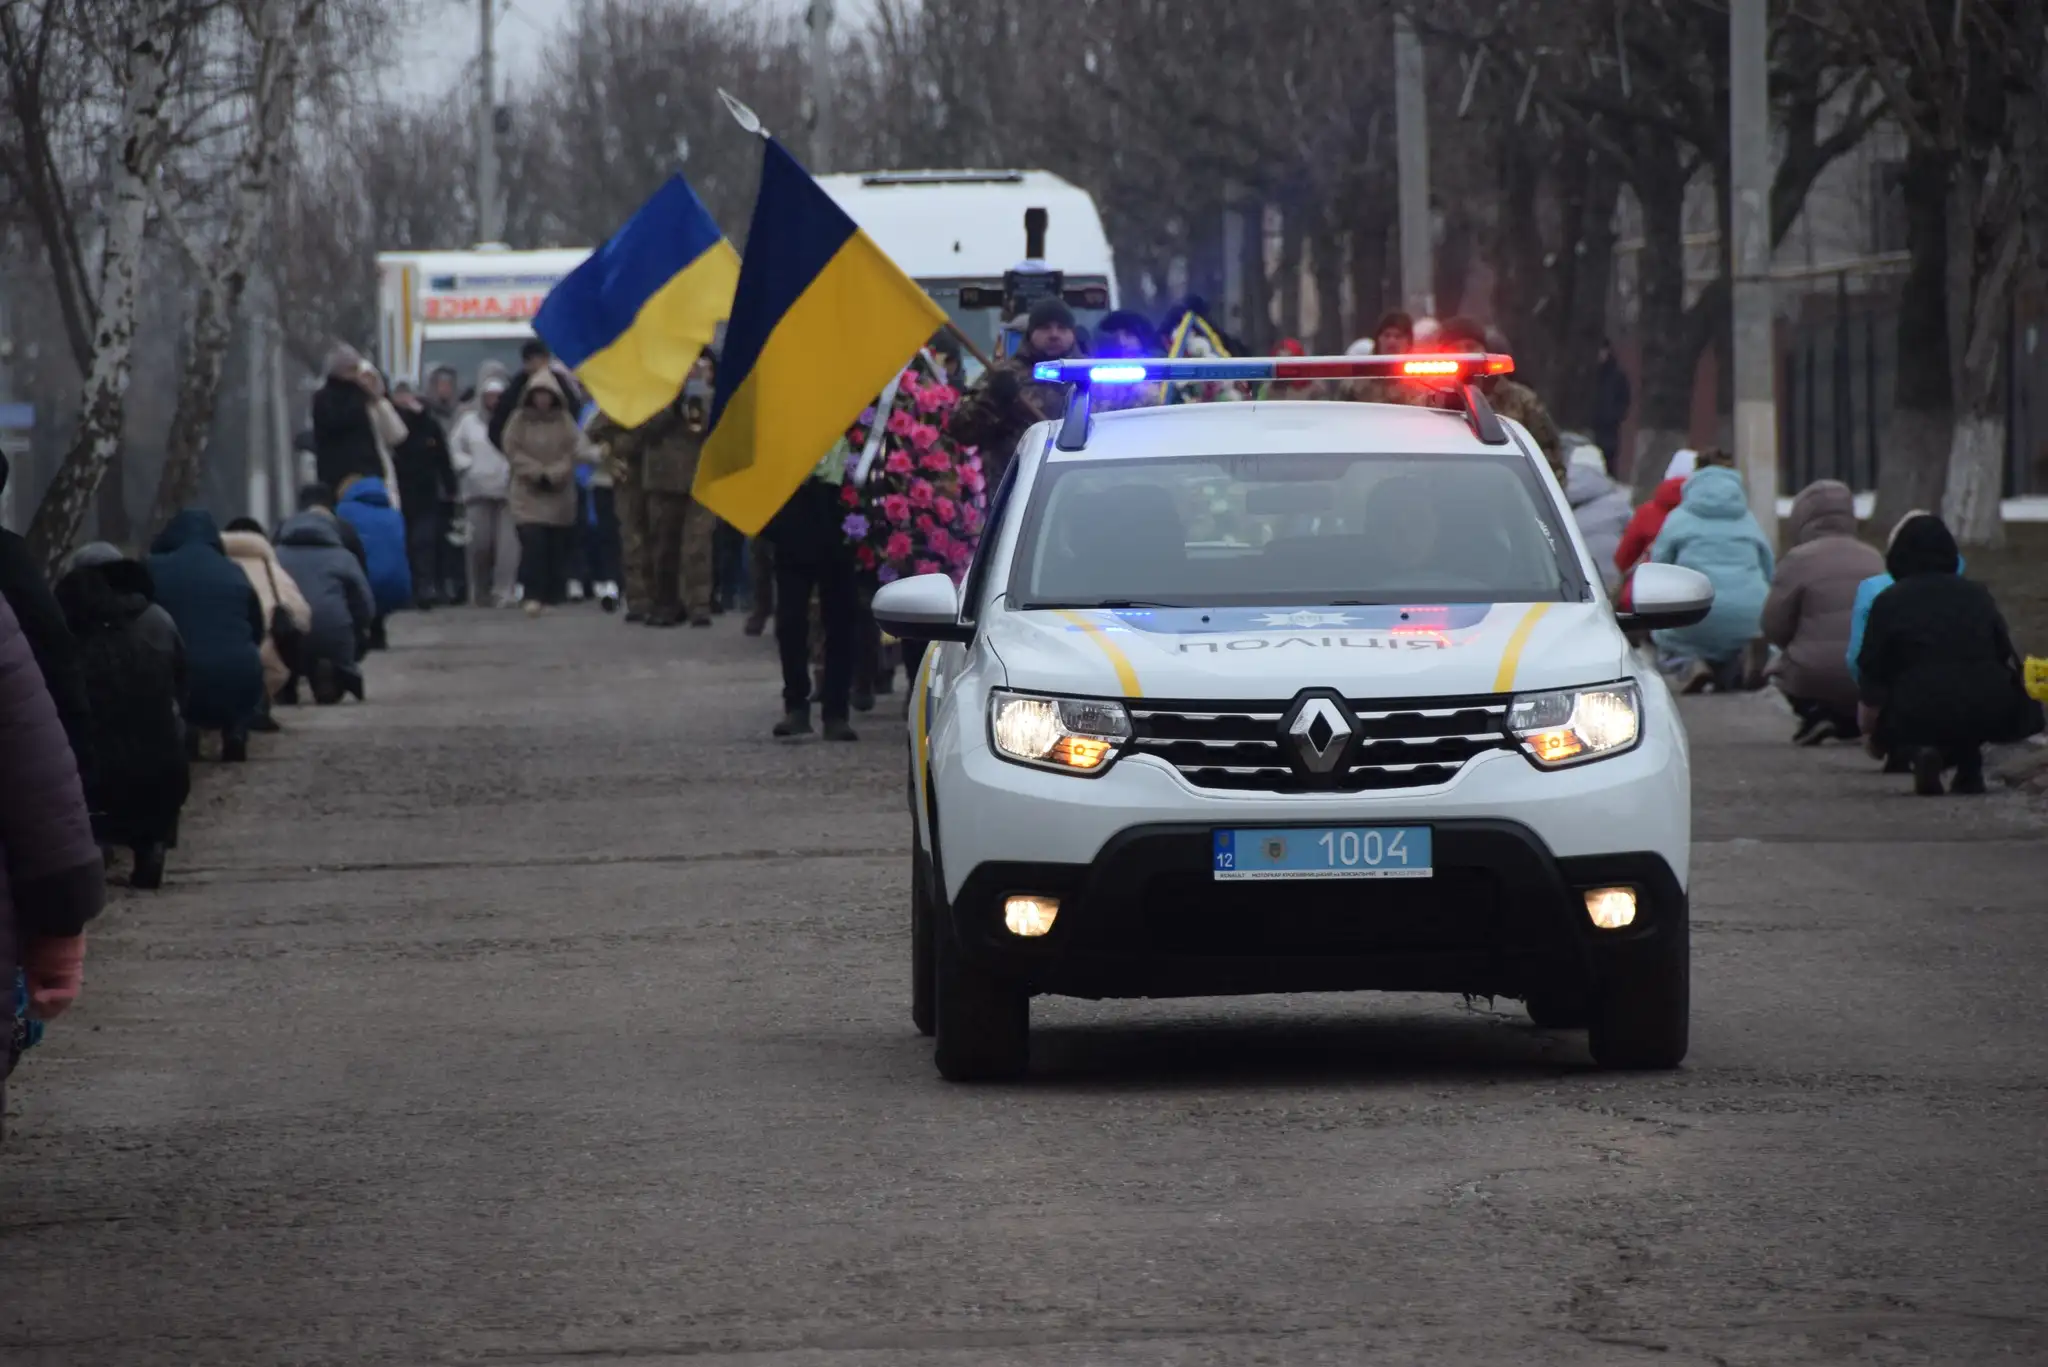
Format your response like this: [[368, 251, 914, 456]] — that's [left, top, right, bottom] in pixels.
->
[[1055, 610, 1143, 697], [913, 650, 935, 798], [1491, 603, 1554, 693]]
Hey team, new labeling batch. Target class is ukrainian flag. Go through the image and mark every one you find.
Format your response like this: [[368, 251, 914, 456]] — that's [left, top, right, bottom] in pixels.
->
[[533, 175, 740, 428], [694, 138, 947, 535]]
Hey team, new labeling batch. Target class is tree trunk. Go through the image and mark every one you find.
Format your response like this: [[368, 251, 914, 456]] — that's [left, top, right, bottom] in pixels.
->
[[1559, 154, 1622, 433], [1629, 153, 1693, 500], [1875, 148, 1952, 531], [1276, 201, 1304, 341], [1347, 212, 1389, 345], [147, 0, 308, 537], [1309, 221, 1346, 355], [1941, 406, 2006, 549], [26, 3, 180, 575], [1238, 201, 1272, 354]]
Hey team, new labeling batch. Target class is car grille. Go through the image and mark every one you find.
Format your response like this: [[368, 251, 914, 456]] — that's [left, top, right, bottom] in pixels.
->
[[1127, 694, 1515, 792]]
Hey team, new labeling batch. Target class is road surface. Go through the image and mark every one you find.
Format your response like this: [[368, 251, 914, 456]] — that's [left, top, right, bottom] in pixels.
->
[[4, 607, 2045, 1365]]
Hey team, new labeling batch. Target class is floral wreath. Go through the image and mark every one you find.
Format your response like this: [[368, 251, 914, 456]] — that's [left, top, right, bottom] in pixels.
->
[[836, 349, 988, 584]]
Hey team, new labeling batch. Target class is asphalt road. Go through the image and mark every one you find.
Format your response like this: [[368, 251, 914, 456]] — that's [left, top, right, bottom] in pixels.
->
[[4, 606, 2046, 1366]]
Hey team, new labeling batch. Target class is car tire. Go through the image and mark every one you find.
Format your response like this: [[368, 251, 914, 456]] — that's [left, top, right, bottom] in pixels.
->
[[911, 855, 935, 1037], [1588, 932, 1689, 1070], [1522, 985, 1590, 1030], [933, 920, 1030, 1082]]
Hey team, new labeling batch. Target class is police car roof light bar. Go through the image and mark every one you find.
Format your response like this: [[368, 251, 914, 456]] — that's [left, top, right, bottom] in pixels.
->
[[1035, 353, 1519, 451]]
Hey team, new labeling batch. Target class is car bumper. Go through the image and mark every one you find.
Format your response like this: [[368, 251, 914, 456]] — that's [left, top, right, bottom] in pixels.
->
[[936, 820, 1684, 1002]]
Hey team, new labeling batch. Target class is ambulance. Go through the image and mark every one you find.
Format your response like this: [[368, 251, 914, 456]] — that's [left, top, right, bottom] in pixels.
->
[[375, 246, 590, 389]]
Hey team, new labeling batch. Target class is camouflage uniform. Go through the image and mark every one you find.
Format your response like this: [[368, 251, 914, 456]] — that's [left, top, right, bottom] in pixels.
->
[[590, 416, 652, 616], [1486, 377, 1564, 481], [640, 401, 717, 624], [945, 345, 1076, 485]]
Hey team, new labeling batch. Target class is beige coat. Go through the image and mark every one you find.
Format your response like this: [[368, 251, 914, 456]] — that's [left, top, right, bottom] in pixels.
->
[[222, 529, 312, 696], [502, 369, 582, 527], [1761, 480, 1884, 712]]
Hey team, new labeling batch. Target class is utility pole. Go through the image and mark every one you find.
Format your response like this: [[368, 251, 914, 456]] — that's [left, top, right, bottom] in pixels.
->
[[1730, 0, 1778, 541], [806, 0, 834, 172], [477, 0, 501, 243], [1393, 14, 1436, 319]]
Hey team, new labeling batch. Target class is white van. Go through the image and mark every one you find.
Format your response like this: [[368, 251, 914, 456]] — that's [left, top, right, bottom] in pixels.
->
[[375, 246, 591, 390], [815, 170, 1119, 366]]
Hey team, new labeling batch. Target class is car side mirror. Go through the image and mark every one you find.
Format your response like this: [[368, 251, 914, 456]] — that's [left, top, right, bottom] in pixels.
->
[[1617, 562, 1714, 632], [873, 572, 974, 643]]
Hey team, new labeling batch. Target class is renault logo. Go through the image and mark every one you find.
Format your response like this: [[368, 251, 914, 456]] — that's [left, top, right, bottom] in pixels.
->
[[1283, 692, 1356, 775]]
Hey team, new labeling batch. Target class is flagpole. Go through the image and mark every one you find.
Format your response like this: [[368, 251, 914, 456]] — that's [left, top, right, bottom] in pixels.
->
[[717, 89, 772, 141]]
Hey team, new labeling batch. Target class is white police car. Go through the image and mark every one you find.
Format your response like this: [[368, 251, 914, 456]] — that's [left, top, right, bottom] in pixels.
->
[[874, 354, 1714, 1081]]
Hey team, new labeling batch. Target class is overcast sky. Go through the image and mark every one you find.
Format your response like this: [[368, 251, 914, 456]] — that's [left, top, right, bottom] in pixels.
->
[[390, 0, 881, 104]]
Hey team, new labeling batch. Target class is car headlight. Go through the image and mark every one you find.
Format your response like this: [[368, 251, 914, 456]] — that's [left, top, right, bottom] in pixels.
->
[[988, 690, 1132, 774], [1508, 681, 1641, 768]]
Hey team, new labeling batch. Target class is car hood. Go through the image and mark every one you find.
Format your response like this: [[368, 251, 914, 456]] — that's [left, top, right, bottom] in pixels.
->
[[986, 601, 1625, 701]]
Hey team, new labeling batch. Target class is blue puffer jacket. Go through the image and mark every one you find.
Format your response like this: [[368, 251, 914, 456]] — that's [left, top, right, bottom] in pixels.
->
[[147, 510, 264, 729], [1648, 466, 1775, 662], [336, 477, 412, 614]]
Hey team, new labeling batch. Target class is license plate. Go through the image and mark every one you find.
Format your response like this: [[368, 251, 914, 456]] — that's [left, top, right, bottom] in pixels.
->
[[1212, 826, 1432, 881]]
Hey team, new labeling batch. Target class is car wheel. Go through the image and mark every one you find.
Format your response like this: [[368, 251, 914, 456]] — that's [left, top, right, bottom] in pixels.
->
[[911, 854, 935, 1037], [1588, 931, 1689, 1070], [1522, 985, 1590, 1030], [933, 919, 1029, 1082]]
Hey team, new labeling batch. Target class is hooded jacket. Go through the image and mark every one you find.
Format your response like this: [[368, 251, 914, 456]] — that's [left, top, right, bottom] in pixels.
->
[[275, 512, 375, 672], [336, 477, 413, 613], [0, 456, 94, 788], [0, 592, 104, 1101], [147, 510, 265, 729], [451, 399, 512, 502], [947, 341, 1083, 487], [1564, 461, 1631, 592], [1648, 466, 1775, 661], [1759, 481, 1883, 712], [52, 545, 189, 847], [1856, 516, 2041, 746], [222, 530, 312, 696], [311, 373, 405, 496], [1615, 477, 1686, 573], [502, 369, 582, 526]]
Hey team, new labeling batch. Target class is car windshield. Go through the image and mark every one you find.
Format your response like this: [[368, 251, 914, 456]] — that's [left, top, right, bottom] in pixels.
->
[[1010, 451, 1585, 609]]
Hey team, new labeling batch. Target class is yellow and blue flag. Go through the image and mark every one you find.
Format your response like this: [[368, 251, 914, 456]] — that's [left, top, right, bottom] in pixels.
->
[[533, 175, 740, 428], [694, 138, 947, 535]]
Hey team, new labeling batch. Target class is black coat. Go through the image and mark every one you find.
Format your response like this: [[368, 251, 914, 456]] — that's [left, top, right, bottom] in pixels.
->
[[392, 404, 456, 517], [147, 511, 266, 730], [0, 527, 95, 790], [1857, 517, 2044, 747], [53, 552, 190, 848], [311, 378, 386, 494]]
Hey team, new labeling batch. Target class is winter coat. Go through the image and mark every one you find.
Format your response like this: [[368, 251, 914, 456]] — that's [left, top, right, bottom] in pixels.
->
[[1485, 376, 1563, 479], [947, 343, 1080, 486], [1759, 480, 1883, 713], [52, 546, 189, 849], [488, 363, 589, 452], [0, 525, 95, 791], [1616, 477, 1685, 573], [503, 370, 581, 527], [221, 530, 312, 697], [391, 403, 457, 518], [1648, 466, 1774, 662], [1564, 462, 1631, 592], [617, 399, 704, 496], [336, 477, 413, 613], [147, 510, 265, 730], [0, 591, 103, 1104], [311, 377, 387, 494], [451, 407, 512, 502], [1857, 516, 2043, 747], [275, 512, 375, 673]]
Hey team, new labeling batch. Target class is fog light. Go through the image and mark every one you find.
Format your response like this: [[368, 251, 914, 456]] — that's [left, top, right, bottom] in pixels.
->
[[1584, 887, 1637, 930], [1004, 895, 1060, 938]]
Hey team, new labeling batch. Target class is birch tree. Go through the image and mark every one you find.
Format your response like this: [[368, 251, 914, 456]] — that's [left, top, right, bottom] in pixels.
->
[[145, 0, 320, 534], [21, 0, 191, 571]]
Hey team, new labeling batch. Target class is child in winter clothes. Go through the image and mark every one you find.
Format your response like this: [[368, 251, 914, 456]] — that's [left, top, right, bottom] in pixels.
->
[[1649, 460, 1774, 693], [1856, 514, 2043, 795], [53, 545, 190, 889]]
